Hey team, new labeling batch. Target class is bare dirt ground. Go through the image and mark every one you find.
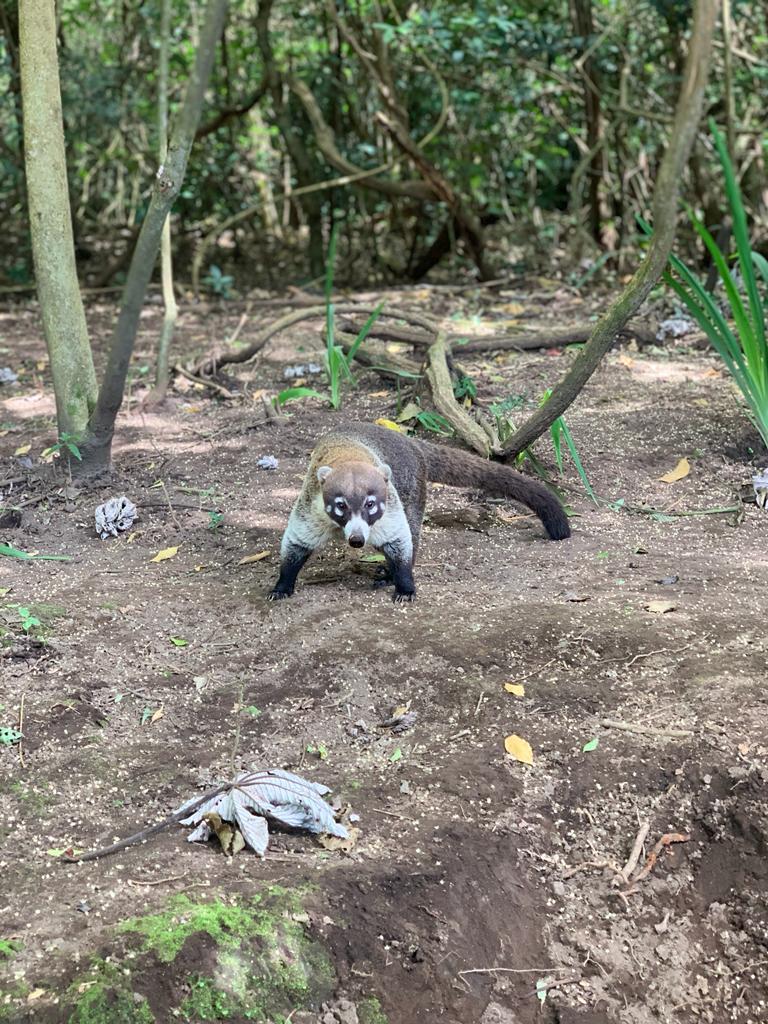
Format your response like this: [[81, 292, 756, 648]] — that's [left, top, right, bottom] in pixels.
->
[[1, 285, 767, 1024]]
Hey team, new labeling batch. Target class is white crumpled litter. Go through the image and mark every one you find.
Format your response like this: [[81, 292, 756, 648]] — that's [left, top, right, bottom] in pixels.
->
[[283, 363, 322, 379], [0, 368, 18, 385], [177, 768, 349, 857], [656, 317, 694, 342], [95, 496, 137, 539], [257, 455, 279, 470]]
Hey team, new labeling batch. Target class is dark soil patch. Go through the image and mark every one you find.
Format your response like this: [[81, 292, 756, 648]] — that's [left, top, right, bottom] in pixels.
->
[[1, 285, 767, 1023]]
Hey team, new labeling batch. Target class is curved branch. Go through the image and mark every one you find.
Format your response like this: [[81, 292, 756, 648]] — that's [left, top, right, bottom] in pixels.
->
[[499, 0, 718, 460], [288, 76, 435, 201], [195, 77, 268, 138], [187, 303, 438, 376]]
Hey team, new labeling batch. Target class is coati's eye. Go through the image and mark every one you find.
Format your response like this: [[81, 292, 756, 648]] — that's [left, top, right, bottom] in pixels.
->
[[334, 497, 347, 512], [365, 497, 378, 511]]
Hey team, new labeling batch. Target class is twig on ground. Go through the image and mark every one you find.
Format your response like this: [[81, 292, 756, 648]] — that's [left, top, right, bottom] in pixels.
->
[[562, 858, 620, 879], [160, 481, 182, 532], [627, 832, 691, 887], [173, 364, 237, 398], [458, 966, 575, 978], [618, 821, 650, 884], [600, 718, 694, 738], [127, 874, 187, 887], [18, 692, 25, 768]]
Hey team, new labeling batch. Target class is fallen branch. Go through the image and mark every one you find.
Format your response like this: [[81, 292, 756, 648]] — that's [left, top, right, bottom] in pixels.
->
[[424, 333, 496, 456], [187, 303, 438, 377], [339, 319, 656, 353], [600, 718, 694, 739]]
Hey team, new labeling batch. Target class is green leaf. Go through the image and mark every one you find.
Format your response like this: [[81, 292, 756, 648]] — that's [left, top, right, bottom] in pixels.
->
[[244, 705, 261, 717], [582, 737, 599, 752], [347, 301, 385, 360], [170, 636, 188, 647], [140, 707, 153, 725], [389, 747, 403, 763], [0, 543, 72, 561], [274, 387, 324, 409], [0, 726, 23, 745]]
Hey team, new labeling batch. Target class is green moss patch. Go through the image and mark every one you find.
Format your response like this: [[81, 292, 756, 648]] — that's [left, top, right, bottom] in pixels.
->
[[60, 888, 334, 1023]]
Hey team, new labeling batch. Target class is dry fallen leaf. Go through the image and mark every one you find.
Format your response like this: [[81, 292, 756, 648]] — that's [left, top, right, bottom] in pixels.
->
[[318, 826, 359, 853], [504, 734, 533, 765], [14, 443, 31, 456], [617, 353, 636, 369], [702, 367, 721, 378], [375, 417, 407, 433], [659, 458, 690, 483], [645, 600, 676, 614], [151, 546, 179, 562], [368, 390, 390, 398], [149, 706, 165, 725], [238, 551, 270, 565], [504, 683, 525, 697]]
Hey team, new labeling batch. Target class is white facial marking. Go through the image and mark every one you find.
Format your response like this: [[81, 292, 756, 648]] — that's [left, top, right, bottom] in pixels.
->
[[343, 514, 370, 543], [325, 504, 332, 514]]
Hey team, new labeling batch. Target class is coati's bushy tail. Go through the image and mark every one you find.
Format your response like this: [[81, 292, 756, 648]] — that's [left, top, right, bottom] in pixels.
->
[[416, 440, 571, 540]]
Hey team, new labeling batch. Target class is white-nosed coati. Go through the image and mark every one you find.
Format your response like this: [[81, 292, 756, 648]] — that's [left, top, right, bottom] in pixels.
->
[[269, 423, 570, 603]]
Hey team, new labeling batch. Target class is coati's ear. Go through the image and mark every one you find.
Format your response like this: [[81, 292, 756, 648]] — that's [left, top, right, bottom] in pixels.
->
[[380, 463, 392, 482], [316, 465, 333, 484]]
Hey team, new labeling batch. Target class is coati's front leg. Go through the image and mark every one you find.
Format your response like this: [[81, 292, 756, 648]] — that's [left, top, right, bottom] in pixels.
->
[[381, 540, 416, 603], [268, 540, 313, 600], [269, 504, 332, 601]]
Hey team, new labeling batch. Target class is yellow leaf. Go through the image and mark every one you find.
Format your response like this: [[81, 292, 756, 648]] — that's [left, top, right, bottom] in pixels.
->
[[151, 546, 179, 562], [14, 444, 31, 456], [251, 389, 267, 400], [375, 418, 407, 433], [504, 683, 525, 697], [504, 734, 533, 764], [617, 354, 636, 369], [368, 390, 390, 398], [149, 706, 165, 724], [27, 989, 47, 1003], [703, 367, 721, 379], [645, 600, 676, 614], [392, 702, 411, 718], [238, 551, 270, 565], [659, 458, 690, 483]]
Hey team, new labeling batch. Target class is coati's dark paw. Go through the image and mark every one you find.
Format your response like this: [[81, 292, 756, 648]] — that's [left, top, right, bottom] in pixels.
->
[[392, 590, 415, 604], [268, 588, 292, 601]]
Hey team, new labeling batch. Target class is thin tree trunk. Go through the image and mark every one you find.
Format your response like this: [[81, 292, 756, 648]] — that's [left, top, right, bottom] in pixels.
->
[[79, 0, 228, 473], [150, 0, 178, 402], [19, 0, 98, 437], [500, 0, 718, 460], [571, 0, 603, 246]]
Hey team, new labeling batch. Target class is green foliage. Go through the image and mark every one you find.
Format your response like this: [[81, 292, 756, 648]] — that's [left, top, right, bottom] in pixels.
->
[[274, 386, 324, 410], [452, 374, 477, 401], [41, 432, 83, 461], [202, 264, 234, 298], [660, 122, 768, 450]]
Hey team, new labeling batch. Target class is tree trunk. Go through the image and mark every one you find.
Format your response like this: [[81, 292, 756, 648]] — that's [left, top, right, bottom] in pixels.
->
[[78, 0, 229, 474], [571, 0, 603, 246], [149, 0, 178, 402], [500, 0, 718, 461], [19, 0, 98, 437]]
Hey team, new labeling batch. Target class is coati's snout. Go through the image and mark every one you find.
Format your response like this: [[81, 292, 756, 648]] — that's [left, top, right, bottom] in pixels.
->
[[317, 460, 390, 547]]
